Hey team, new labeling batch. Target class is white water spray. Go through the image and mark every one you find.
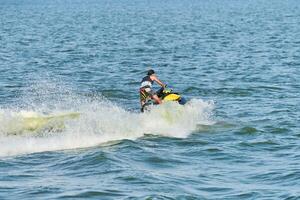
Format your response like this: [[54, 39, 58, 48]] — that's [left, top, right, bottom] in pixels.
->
[[0, 80, 215, 157]]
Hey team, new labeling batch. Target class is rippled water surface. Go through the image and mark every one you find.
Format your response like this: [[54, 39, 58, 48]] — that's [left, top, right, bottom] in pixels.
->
[[1, 0, 300, 199]]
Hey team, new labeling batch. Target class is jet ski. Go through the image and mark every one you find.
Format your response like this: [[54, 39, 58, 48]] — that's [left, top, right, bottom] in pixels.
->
[[141, 87, 187, 112]]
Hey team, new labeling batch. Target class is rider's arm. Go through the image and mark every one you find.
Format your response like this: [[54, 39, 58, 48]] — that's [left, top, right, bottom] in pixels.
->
[[151, 75, 166, 88]]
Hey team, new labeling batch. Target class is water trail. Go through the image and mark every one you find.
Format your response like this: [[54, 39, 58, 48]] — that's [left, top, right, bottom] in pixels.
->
[[0, 80, 215, 157]]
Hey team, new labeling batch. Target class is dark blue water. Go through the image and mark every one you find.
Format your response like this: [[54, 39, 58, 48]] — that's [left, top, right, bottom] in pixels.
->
[[1, 0, 300, 199]]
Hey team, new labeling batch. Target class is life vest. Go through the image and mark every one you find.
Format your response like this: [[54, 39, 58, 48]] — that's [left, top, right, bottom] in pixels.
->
[[140, 75, 153, 89]]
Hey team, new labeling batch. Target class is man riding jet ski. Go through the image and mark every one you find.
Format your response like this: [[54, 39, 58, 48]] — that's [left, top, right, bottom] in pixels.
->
[[139, 69, 186, 112], [139, 69, 166, 111]]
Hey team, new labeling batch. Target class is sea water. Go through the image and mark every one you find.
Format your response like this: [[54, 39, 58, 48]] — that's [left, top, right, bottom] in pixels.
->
[[0, 0, 300, 199]]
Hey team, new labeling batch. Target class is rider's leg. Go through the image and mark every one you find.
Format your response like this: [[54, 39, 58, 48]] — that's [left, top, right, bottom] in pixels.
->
[[140, 89, 146, 107], [140, 100, 145, 107], [152, 94, 162, 104]]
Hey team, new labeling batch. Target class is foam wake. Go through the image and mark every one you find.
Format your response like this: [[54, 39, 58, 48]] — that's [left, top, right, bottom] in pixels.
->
[[0, 80, 215, 157]]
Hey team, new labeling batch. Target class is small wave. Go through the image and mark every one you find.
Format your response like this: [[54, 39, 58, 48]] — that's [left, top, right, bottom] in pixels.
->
[[238, 140, 279, 149], [239, 126, 259, 134]]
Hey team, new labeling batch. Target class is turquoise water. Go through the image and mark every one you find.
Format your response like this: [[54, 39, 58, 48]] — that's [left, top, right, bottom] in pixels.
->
[[1, 0, 300, 199]]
